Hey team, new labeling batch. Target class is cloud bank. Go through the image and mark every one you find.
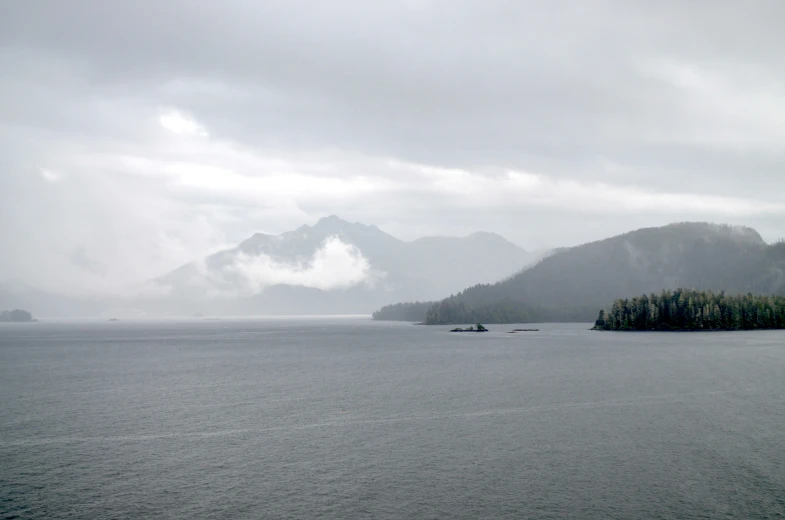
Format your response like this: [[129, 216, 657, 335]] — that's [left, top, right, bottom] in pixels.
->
[[1, 1, 784, 295], [228, 236, 377, 294]]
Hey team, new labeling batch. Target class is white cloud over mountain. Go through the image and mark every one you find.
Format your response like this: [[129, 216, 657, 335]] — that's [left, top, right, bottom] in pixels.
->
[[228, 236, 377, 294]]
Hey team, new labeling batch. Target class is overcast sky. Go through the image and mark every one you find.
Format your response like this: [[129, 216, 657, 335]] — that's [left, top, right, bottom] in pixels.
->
[[2, 0, 785, 294]]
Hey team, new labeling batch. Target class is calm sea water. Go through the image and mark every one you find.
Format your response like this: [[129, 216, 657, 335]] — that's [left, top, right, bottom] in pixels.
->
[[1, 318, 784, 519]]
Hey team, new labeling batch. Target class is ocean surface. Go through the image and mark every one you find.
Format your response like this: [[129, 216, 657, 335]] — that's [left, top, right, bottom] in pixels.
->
[[1, 318, 785, 519]]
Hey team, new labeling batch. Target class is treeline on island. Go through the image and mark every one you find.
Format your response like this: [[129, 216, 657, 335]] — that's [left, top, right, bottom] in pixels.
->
[[373, 299, 596, 324], [424, 299, 596, 325], [371, 301, 435, 321], [593, 289, 785, 331]]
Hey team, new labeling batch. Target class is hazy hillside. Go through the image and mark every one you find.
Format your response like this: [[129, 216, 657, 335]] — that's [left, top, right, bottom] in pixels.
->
[[403, 232, 532, 285], [374, 223, 785, 323]]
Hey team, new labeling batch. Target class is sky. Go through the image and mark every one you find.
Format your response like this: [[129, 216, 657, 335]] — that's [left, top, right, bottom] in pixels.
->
[[2, 1, 785, 295]]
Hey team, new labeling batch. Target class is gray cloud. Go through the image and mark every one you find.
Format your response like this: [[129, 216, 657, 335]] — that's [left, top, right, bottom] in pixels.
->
[[1, 0, 784, 294]]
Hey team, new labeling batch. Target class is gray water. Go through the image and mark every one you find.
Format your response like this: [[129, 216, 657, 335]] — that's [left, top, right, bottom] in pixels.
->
[[1, 318, 784, 519]]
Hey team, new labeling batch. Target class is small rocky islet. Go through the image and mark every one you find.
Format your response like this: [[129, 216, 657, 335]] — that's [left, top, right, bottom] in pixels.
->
[[449, 323, 489, 333], [447, 324, 541, 333]]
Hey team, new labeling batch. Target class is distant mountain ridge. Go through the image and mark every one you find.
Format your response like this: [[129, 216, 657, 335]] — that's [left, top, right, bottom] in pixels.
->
[[0, 216, 532, 317], [374, 222, 785, 324], [0, 216, 533, 317], [153, 215, 533, 315]]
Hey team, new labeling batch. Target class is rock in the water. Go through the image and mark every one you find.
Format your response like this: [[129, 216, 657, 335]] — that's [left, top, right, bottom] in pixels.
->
[[450, 323, 489, 333]]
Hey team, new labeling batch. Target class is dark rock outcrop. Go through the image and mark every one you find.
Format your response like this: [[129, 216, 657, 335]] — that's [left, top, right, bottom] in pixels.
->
[[450, 323, 488, 333]]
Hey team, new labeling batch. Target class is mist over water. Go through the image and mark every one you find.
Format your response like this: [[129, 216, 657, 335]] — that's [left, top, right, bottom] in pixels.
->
[[2, 319, 785, 519]]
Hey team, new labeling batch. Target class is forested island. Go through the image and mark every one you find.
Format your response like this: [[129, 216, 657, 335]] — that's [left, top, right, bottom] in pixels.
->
[[0, 309, 35, 322], [593, 289, 785, 331]]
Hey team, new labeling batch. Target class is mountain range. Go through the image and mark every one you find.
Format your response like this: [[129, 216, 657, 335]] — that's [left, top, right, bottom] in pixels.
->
[[0, 216, 534, 317], [6, 219, 783, 321], [375, 222, 785, 324], [153, 215, 534, 315]]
